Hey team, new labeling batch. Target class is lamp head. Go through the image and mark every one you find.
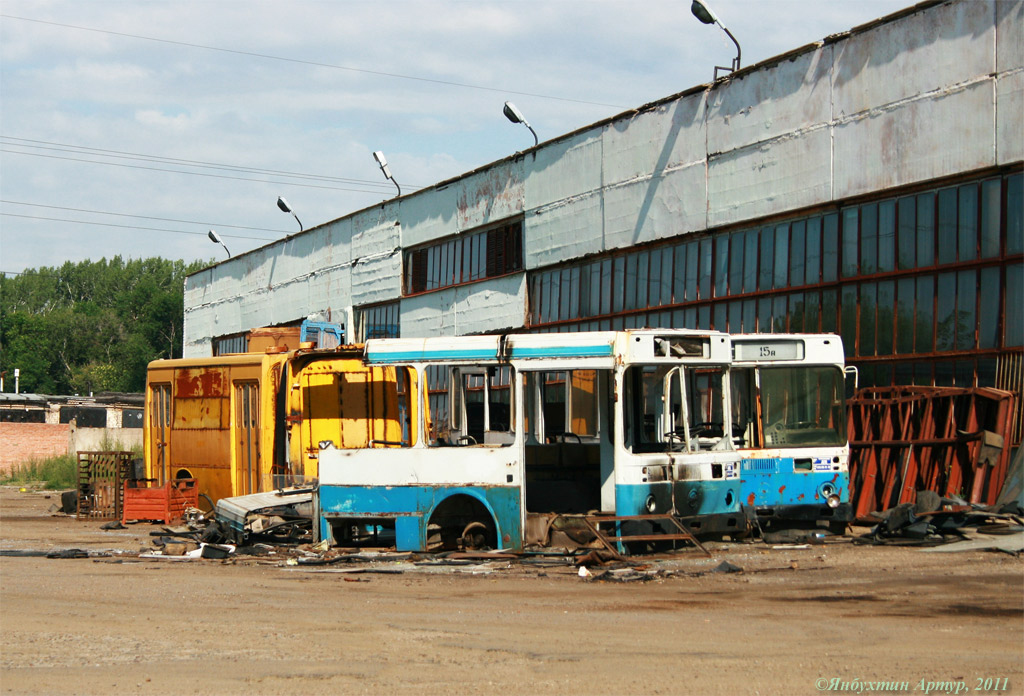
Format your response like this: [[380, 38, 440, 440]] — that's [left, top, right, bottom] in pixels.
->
[[208, 230, 222, 244], [373, 150, 394, 181], [503, 101, 526, 125], [277, 196, 292, 213], [691, 0, 718, 25]]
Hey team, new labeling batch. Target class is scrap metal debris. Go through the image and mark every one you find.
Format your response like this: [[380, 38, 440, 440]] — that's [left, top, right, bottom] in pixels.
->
[[853, 490, 1023, 551]]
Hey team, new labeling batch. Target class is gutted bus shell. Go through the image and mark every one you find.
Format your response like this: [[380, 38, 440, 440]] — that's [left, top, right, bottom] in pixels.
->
[[730, 334, 853, 531], [144, 344, 404, 504], [315, 329, 746, 553]]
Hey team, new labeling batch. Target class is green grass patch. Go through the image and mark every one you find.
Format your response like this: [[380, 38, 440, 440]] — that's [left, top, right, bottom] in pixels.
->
[[2, 453, 78, 490]]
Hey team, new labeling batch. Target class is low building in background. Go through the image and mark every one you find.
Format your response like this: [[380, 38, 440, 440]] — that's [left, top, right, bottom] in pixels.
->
[[0, 392, 144, 474]]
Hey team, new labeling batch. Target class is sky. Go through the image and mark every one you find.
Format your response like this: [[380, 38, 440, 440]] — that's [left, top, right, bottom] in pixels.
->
[[0, 0, 915, 276]]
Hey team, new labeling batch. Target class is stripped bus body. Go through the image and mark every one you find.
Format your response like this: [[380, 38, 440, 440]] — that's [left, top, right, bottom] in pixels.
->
[[144, 345, 403, 504], [730, 334, 854, 532], [315, 330, 746, 553]]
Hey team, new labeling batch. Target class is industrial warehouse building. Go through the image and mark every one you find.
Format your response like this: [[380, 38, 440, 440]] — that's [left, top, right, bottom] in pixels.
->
[[183, 0, 1023, 440]]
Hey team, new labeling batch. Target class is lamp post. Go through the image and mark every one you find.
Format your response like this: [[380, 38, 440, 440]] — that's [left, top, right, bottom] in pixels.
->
[[690, 0, 741, 80], [277, 196, 303, 232], [373, 151, 401, 197], [503, 101, 538, 148], [208, 229, 231, 258]]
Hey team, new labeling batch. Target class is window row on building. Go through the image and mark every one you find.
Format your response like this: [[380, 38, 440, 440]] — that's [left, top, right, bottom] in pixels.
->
[[404, 219, 523, 295], [353, 171, 1021, 393], [531, 172, 1022, 327]]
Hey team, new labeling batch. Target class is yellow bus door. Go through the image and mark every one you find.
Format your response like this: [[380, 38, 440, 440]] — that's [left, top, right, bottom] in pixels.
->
[[149, 383, 172, 484], [233, 381, 260, 494]]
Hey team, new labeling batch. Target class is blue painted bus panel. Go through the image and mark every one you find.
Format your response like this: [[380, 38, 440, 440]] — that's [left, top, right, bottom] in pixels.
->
[[615, 480, 741, 518], [318, 484, 522, 552], [741, 457, 849, 510]]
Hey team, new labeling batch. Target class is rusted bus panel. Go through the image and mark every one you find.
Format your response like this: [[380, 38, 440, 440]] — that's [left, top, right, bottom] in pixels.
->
[[173, 365, 229, 398], [173, 396, 225, 429], [145, 353, 277, 504], [146, 345, 415, 504], [247, 326, 300, 353], [287, 357, 414, 470]]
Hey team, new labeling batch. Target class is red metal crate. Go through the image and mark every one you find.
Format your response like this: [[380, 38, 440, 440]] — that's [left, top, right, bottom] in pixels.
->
[[122, 479, 199, 524]]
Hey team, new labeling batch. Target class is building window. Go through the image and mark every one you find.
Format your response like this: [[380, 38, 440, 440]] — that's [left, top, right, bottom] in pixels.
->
[[213, 332, 248, 356], [357, 301, 400, 341], [123, 409, 144, 428], [59, 407, 107, 428], [525, 170, 1023, 404], [404, 218, 523, 295]]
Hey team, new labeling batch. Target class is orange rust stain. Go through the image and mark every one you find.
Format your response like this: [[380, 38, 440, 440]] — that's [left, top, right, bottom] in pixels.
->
[[747, 493, 757, 506], [175, 368, 226, 397]]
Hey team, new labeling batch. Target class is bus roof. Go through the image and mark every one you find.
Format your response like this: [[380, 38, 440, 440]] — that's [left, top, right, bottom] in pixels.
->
[[364, 329, 732, 367]]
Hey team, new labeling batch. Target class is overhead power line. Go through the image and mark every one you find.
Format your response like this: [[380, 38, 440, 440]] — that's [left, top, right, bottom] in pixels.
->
[[0, 200, 291, 234], [0, 136, 412, 190], [1, 15, 627, 110], [0, 212, 278, 241], [1, 147, 406, 195]]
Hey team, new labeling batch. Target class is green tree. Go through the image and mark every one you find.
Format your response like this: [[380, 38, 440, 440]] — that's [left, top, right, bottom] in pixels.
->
[[0, 257, 207, 394]]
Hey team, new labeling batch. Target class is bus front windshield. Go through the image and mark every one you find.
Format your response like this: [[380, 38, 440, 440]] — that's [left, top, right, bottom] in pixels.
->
[[624, 364, 730, 453], [759, 366, 846, 447]]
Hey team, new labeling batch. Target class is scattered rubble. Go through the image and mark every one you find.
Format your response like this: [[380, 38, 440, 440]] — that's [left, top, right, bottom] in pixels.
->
[[853, 490, 1023, 553]]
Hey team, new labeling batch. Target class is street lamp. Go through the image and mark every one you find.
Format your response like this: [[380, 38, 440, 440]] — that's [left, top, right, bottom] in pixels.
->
[[277, 196, 303, 232], [690, 0, 741, 80], [503, 101, 538, 148], [208, 229, 231, 258], [373, 150, 401, 197]]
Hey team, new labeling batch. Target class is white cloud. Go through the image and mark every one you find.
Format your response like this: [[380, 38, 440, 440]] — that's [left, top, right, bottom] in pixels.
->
[[0, 0, 915, 274]]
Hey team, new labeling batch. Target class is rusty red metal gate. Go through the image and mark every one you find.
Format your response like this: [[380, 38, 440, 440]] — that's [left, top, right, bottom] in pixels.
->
[[847, 387, 1016, 519], [76, 451, 135, 520]]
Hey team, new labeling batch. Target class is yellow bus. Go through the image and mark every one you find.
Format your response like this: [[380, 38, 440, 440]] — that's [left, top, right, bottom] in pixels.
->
[[144, 345, 409, 505]]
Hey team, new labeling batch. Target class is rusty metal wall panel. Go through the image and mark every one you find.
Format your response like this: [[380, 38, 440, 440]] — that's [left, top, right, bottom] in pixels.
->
[[832, 0, 994, 117], [996, 72, 1023, 165], [708, 128, 832, 229], [706, 47, 832, 157], [833, 81, 996, 200], [401, 273, 526, 338], [455, 160, 524, 232]]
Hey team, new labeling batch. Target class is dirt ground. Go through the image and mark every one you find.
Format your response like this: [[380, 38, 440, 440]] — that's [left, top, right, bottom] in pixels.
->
[[1, 486, 1021, 696]]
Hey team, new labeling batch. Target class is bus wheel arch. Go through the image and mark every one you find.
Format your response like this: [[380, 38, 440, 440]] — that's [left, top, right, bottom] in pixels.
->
[[426, 493, 499, 552]]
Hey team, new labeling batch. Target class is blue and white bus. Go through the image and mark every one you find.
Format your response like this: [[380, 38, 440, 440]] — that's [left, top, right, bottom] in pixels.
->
[[730, 334, 855, 533], [313, 330, 746, 553]]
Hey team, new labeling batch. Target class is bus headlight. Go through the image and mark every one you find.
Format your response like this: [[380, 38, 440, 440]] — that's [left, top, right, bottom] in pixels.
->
[[644, 495, 657, 514], [826, 494, 841, 509]]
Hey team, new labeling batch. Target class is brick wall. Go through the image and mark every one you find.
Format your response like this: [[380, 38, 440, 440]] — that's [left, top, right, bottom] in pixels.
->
[[0, 422, 71, 474]]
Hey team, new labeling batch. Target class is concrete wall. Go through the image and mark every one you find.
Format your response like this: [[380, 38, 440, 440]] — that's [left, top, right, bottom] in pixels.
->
[[183, 0, 1023, 356]]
